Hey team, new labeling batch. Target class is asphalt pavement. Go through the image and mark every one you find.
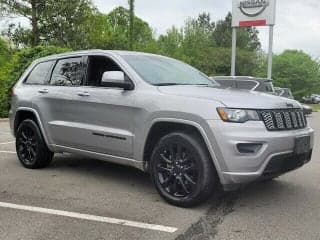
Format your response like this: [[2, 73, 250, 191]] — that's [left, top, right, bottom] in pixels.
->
[[0, 113, 319, 240]]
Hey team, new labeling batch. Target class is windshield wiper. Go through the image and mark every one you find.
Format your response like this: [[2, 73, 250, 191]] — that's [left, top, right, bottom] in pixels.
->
[[154, 83, 189, 86], [154, 83, 213, 86]]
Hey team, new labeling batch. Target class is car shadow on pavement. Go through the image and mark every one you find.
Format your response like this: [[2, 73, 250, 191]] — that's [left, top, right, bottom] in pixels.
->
[[49, 153, 154, 191]]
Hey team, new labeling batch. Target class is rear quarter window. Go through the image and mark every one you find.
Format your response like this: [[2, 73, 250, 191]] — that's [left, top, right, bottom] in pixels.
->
[[25, 61, 55, 85]]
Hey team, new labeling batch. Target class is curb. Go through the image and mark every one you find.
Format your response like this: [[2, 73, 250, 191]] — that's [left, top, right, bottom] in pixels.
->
[[0, 118, 9, 122]]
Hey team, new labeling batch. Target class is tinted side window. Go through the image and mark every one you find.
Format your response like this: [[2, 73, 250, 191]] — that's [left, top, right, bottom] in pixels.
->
[[86, 56, 122, 87], [25, 61, 54, 85], [237, 81, 257, 90], [50, 57, 84, 86]]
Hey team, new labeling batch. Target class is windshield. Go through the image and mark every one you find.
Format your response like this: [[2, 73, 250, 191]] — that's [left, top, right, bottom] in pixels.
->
[[123, 55, 219, 87]]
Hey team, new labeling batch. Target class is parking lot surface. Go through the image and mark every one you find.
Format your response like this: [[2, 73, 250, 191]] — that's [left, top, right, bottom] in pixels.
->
[[0, 113, 319, 240]]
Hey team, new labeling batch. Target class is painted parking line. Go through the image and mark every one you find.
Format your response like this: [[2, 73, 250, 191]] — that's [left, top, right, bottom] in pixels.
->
[[0, 151, 16, 154], [0, 141, 15, 145], [0, 201, 178, 233]]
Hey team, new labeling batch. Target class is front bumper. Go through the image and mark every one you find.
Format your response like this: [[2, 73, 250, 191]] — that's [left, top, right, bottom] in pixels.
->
[[206, 120, 314, 188]]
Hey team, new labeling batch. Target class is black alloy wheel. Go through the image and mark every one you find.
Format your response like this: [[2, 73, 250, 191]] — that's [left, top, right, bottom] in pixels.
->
[[17, 124, 38, 165], [151, 131, 216, 207], [16, 119, 53, 169], [156, 143, 198, 198]]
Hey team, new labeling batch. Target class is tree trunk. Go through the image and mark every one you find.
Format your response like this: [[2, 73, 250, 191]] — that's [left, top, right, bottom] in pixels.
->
[[128, 0, 134, 50], [30, 0, 39, 46]]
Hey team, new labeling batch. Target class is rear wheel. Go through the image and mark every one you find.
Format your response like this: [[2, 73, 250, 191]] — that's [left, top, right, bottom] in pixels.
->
[[16, 119, 53, 169], [150, 131, 216, 207]]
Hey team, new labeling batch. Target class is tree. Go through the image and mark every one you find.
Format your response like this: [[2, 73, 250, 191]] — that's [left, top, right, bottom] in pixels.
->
[[40, 0, 96, 49], [214, 12, 261, 51], [156, 12, 262, 76], [272, 50, 320, 99], [0, 0, 96, 48], [81, 13, 113, 49], [128, 0, 134, 50], [107, 7, 153, 50], [0, 0, 46, 45]]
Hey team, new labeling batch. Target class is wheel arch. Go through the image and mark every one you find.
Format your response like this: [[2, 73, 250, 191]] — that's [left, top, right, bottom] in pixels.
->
[[142, 118, 223, 182], [14, 107, 51, 149]]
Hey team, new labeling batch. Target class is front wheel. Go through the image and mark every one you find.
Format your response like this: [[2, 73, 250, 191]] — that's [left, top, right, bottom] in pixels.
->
[[16, 119, 54, 169], [150, 131, 217, 207]]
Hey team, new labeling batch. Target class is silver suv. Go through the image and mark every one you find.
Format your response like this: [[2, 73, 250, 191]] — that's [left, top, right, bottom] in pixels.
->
[[9, 50, 314, 207]]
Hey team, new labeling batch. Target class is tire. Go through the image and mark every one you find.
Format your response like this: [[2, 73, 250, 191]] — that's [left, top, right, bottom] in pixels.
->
[[150, 131, 217, 207], [16, 119, 54, 169]]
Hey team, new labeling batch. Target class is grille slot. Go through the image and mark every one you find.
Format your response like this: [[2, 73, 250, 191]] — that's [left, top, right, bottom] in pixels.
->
[[259, 109, 307, 131]]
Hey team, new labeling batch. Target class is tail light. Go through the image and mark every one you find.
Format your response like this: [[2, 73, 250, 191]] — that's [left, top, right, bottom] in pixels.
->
[[9, 88, 14, 97]]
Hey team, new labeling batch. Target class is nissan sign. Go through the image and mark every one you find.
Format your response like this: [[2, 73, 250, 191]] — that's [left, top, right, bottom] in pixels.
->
[[232, 0, 276, 27]]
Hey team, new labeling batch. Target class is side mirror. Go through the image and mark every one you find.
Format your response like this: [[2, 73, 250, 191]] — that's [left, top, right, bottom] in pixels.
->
[[101, 71, 134, 90]]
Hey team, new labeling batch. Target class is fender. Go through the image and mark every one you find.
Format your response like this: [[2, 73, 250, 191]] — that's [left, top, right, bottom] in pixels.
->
[[144, 117, 224, 182], [15, 107, 54, 151]]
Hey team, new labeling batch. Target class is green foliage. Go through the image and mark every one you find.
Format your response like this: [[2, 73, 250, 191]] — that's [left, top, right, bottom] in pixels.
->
[[156, 12, 262, 76], [272, 50, 320, 100], [214, 12, 261, 51], [1, 0, 96, 48], [0, 37, 11, 67], [0, 45, 70, 117], [106, 7, 154, 50], [81, 13, 114, 49], [41, 0, 96, 49]]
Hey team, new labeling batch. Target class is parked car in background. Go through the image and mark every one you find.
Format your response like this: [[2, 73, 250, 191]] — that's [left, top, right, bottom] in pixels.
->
[[274, 87, 312, 115], [302, 94, 320, 104], [211, 76, 275, 93], [274, 87, 294, 99], [9, 51, 314, 207], [212, 77, 311, 116]]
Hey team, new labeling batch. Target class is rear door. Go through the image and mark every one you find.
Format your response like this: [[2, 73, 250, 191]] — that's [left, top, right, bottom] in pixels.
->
[[22, 60, 56, 137], [32, 56, 87, 146]]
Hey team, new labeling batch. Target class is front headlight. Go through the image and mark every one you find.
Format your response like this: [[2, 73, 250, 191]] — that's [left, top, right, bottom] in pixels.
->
[[217, 108, 260, 123]]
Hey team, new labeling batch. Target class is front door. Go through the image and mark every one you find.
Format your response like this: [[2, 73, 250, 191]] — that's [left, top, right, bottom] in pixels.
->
[[58, 55, 136, 159]]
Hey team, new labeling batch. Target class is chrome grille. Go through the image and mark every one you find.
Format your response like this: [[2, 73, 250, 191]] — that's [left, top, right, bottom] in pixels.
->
[[259, 109, 307, 131]]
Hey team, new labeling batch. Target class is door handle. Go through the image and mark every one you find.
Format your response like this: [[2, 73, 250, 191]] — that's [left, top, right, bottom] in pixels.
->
[[38, 89, 49, 94], [77, 92, 90, 97]]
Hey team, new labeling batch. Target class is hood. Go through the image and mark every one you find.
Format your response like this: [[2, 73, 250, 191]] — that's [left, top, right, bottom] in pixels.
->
[[158, 86, 301, 109]]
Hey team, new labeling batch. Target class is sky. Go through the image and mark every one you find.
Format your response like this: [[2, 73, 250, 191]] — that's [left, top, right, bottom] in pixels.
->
[[93, 0, 320, 57]]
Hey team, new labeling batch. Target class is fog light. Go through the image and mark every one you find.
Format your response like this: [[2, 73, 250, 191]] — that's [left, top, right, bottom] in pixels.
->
[[237, 143, 262, 154]]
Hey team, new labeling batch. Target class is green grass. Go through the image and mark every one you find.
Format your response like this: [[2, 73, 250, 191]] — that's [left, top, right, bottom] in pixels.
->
[[308, 104, 320, 112]]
